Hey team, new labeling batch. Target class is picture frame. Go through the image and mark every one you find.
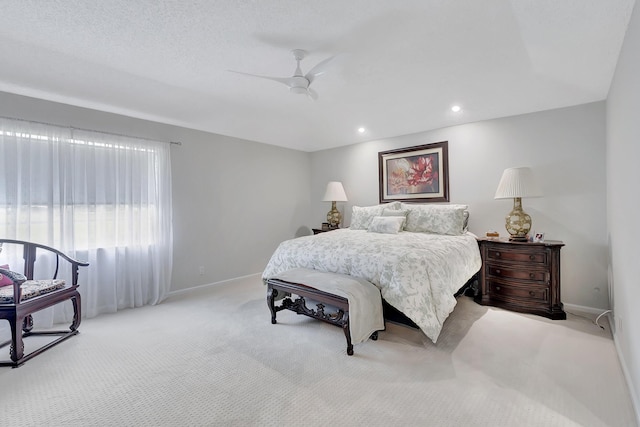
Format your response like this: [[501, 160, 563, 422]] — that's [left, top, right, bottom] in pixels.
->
[[379, 141, 449, 203], [533, 232, 545, 243]]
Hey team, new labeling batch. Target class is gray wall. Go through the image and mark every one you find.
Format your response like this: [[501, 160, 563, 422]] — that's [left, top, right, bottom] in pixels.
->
[[311, 102, 608, 310], [171, 131, 311, 290], [607, 0, 640, 418], [0, 91, 312, 292]]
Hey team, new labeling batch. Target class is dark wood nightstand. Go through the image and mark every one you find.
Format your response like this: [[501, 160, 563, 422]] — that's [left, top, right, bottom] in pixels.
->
[[475, 238, 566, 320], [312, 228, 339, 235]]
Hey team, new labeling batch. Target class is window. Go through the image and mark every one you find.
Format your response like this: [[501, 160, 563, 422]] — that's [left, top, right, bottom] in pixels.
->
[[0, 118, 173, 321]]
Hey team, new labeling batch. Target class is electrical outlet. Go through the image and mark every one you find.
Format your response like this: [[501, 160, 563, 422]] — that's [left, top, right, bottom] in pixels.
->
[[616, 316, 623, 334], [198, 266, 205, 276]]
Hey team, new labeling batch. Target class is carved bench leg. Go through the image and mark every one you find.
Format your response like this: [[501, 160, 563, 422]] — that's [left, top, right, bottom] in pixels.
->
[[267, 286, 278, 324], [342, 312, 353, 356], [266, 279, 375, 356]]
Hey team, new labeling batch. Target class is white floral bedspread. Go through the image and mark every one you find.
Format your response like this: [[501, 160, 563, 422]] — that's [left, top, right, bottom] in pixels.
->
[[262, 229, 481, 343]]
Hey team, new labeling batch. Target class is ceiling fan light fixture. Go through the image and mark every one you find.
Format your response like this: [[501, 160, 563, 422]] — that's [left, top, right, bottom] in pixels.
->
[[228, 49, 343, 101]]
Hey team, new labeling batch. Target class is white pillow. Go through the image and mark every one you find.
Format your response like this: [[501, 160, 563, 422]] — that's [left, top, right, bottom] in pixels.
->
[[401, 203, 468, 235], [349, 205, 385, 230], [367, 216, 405, 234], [382, 208, 409, 229], [382, 201, 402, 210], [400, 202, 468, 211]]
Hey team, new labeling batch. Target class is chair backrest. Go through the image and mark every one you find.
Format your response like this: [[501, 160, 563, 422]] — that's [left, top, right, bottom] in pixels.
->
[[0, 239, 89, 285]]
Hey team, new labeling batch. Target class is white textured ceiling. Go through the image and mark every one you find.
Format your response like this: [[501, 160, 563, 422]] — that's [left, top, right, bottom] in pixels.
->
[[0, 0, 635, 151]]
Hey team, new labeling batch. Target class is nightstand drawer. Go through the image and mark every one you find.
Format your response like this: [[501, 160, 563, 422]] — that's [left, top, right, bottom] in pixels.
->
[[486, 265, 547, 283], [488, 281, 549, 303], [486, 247, 547, 265]]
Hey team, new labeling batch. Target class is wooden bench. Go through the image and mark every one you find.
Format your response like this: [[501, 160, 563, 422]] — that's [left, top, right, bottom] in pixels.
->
[[0, 239, 89, 367], [266, 269, 384, 355]]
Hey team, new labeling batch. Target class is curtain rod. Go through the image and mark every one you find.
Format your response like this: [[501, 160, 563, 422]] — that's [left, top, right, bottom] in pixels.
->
[[0, 114, 182, 146]]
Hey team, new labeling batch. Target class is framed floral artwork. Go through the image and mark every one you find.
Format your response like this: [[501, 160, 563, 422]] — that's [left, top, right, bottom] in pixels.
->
[[378, 141, 449, 203]]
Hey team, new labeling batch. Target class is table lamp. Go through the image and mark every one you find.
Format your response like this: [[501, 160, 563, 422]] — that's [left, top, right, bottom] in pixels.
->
[[494, 167, 542, 241], [322, 181, 348, 229]]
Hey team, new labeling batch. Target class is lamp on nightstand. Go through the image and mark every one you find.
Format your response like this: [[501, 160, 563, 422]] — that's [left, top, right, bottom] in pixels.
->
[[494, 167, 543, 241], [322, 181, 348, 229]]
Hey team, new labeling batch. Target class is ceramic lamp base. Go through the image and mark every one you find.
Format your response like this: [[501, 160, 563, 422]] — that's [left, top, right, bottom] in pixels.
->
[[326, 201, 342, 228], [505, 197, 532, 241]]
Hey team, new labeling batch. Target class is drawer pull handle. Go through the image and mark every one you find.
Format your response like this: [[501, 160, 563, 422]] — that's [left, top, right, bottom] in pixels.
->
[[529, 273, 535, 279], [495, 269, 501, 274], [529, 291, 536, 296], [495, 252, 501, 257], [495, 286, 501, 291], [529, 255, 536, 260]]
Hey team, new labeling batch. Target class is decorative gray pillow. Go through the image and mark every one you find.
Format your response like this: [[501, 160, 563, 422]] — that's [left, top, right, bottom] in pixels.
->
[[401, 203, 468, 235], [349, 202, 402, 229], [349, 205, 385, 230], [367, 216, 405, 234], [382, 201, 401, 210]]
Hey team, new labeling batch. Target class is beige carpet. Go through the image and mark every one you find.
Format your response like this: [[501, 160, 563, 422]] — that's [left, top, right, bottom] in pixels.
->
[[0, 275, 636, 427]]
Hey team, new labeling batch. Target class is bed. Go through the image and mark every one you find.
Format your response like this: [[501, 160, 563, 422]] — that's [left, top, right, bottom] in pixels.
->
[[262, 202, 482, 343]]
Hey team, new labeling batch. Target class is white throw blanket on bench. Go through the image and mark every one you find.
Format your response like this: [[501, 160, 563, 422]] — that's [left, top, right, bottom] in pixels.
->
[[272, 268, 385, 344]]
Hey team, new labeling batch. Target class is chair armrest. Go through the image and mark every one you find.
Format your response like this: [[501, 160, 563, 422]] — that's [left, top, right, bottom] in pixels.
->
[[0, 268, 27, 304]]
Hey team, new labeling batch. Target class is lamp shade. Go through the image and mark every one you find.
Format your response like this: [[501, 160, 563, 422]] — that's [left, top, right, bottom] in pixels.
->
[[494, 167, 542, 199], [322, 181, 348, 202]]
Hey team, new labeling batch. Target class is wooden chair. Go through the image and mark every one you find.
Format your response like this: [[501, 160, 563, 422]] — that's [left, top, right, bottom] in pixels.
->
[[0, 239, 89, 367]]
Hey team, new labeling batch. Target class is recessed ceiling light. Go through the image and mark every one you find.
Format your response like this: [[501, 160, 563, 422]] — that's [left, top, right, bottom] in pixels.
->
[[451, 105, 461, 113], [358, 127, 366, 133]]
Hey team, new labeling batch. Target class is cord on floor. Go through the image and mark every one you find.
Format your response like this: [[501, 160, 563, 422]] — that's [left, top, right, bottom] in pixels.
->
[[595, 309, 612, 330], [565, 309, 612, 331]]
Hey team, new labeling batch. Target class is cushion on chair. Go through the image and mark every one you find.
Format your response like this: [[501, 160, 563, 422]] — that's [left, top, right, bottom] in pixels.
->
[[0, 279, 66, 303], [0, 269, 13, 287], [0, 267, 23, 287]]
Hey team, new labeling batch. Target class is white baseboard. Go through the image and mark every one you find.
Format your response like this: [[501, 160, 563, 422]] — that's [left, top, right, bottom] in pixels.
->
[[168, 272, 263, 297], [563, 302, 610, 316], [564, 303, 640, 424], [612, 329, 640, 426]]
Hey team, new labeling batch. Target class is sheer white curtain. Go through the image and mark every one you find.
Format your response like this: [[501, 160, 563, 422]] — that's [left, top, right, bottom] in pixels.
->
[[0, 117, 173, 323]]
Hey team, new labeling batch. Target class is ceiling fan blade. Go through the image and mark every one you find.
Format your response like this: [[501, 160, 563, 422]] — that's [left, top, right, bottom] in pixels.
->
[[228, 70, 296, 87], [307, 88, 318, 101], [305, 53, 346, 84]]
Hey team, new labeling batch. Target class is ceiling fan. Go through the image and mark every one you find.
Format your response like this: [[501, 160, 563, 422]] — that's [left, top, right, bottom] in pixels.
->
[[229, 49, 343, 100]]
